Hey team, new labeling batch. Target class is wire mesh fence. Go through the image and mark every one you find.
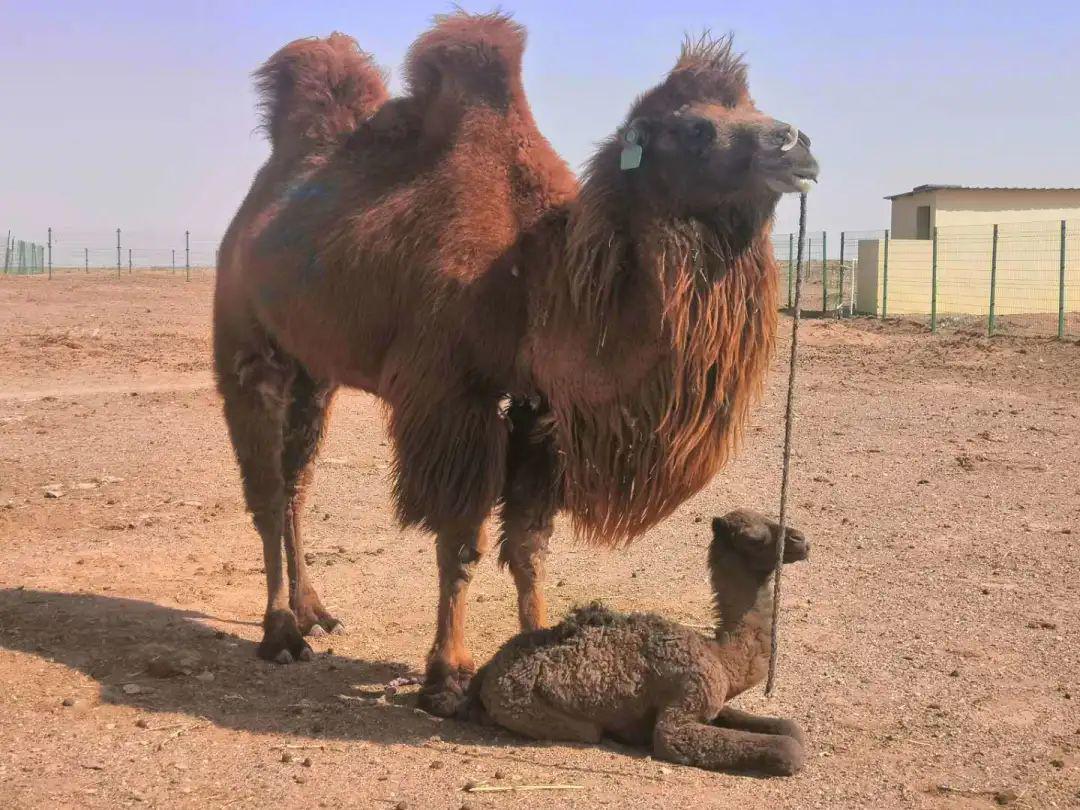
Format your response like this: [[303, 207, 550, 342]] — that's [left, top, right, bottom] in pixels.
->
[[1, 227, 220, 279], [5, 219, 1079, 338], [3, 233, 47, 274], [850, 219, 1078, 338], [772, 230, 865, 316], [41, 228, 220, 278]]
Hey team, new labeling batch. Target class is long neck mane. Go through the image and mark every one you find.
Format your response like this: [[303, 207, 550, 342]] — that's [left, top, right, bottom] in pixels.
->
[[535, 175, 779, 546]]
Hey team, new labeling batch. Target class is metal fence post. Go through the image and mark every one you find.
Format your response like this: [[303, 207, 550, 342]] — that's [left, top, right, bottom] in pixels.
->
[[128, 248, 133, 273], [1060, 220, 1068, 340], [84, 247, 89, 273], [787, 233, 794, 308], [3, 230, 10, 274], [882, 229, 890, 318], [821, 231, 829, 312], [185, 231, 190, 282], [930, 227, 939, 332], [988, 224, 999, 336], [172, 249, 176, 274], [116, 228, 121, 278], [838, 232, 846, 316], [47, 227, 52, 279]]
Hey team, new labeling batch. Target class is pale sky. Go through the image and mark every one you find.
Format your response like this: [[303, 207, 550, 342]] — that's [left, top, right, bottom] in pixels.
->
[[1, 0, 1077, 264]]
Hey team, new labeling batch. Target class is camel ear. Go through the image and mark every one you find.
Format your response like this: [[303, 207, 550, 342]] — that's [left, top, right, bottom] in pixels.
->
[[619, 117, 651, 171], [710, 516, 729, 540]]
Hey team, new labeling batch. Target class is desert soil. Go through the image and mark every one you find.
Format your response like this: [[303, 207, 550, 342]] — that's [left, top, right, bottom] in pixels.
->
[[1, 271, 1078, 809]]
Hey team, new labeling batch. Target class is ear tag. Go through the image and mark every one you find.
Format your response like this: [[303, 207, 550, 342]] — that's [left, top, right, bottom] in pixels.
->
[[620, 128, 643, 171]]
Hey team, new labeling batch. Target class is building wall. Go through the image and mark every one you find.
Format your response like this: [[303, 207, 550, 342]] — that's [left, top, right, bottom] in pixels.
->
[[855, 240, 880, 314], [889, 192, 937, 238], [855, 239, 933, 314], [855, 221, 1080, 318], [890, 189, 1080, 238], [934, 189, 1080, 228]]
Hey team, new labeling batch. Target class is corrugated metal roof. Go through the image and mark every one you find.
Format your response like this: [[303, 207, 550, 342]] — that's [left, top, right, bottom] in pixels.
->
[[885, 184, 1080, 200]]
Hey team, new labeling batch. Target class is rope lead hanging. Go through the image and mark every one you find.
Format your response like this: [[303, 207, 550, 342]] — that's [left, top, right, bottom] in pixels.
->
[[765, 191, 808, 697]]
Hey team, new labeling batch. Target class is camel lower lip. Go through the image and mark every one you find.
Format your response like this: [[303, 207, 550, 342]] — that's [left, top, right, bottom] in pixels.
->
[[766, 175, 817, 194]]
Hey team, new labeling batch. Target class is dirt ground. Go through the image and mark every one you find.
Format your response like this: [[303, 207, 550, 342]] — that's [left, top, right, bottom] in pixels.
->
[[1, 271, 1078, 809]]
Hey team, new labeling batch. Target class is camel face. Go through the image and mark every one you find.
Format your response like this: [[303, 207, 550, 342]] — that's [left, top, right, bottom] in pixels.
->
[[617, 36, 818, 217], [621, 102, 818, 215], [710, 509, 811, 573]]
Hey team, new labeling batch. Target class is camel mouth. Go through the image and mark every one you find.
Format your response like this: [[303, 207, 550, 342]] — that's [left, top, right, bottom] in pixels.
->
[[758, 135, 819, 195], [764, 169, 818, 195], [782, 539, 810, 563]]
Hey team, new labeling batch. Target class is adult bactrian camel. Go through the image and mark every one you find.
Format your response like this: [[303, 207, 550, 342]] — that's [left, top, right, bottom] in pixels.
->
[[213, 12, 818, 716]]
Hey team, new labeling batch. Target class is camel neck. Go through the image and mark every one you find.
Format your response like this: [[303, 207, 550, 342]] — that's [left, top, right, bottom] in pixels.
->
[[710, 569, 775, 696], [527, 163, 780, 548]]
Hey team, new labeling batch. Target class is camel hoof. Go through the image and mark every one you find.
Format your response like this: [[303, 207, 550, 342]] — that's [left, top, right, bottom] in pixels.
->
[[295, 607, 345, 638], [418, 687, 467, 718], [258, 609, 313, 664], [418, 667, 471, 718]]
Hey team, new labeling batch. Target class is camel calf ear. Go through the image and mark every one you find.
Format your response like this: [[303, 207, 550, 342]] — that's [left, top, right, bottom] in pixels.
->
[[710, 516, 728, 539]]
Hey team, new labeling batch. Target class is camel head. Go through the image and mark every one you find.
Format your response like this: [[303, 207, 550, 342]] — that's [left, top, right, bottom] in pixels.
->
[[709, 509, 810, 578], [614, 34, 818, 219]]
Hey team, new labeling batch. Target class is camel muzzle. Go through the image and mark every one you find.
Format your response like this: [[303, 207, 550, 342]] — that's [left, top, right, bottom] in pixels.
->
[[760, 120, 818, 194]]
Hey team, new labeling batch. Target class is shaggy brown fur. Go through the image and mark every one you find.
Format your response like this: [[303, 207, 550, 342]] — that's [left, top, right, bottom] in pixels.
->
[[214, 12, 817, 716], [471, 510, 809, 776]]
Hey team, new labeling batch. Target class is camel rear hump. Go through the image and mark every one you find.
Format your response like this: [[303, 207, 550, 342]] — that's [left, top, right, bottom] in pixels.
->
[[254, 32, 389, 154], [404, 11, 527, 114]]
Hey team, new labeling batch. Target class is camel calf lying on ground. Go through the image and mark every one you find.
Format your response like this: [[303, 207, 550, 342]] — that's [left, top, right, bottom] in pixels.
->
[[470, 510, 809, 776]]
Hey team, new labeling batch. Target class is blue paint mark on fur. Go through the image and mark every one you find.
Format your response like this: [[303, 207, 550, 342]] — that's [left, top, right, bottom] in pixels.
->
[[255, 177, 339, 305]]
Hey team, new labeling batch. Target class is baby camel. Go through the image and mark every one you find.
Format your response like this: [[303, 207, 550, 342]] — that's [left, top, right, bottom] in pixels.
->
[[471, 510, 809, 776]]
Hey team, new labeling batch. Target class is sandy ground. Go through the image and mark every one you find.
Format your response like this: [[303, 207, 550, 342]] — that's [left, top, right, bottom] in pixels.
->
[[1, 271, 1078, 809]]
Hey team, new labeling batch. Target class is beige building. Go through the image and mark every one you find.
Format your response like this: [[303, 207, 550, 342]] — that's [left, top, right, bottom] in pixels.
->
[[856, 185, 1080, 318], [887, 185, 1080, 239]]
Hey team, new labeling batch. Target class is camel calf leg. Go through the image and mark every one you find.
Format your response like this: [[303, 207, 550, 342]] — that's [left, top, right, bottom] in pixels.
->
[[713, 706, 804, 745], [654, 708, 804, 776]]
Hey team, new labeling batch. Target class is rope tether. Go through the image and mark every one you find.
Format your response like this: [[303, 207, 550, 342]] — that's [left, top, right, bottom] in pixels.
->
[[765, 191, 808, 696]]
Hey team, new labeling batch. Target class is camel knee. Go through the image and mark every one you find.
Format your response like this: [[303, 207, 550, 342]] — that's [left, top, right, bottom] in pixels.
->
[[437, 524, 491, 584]]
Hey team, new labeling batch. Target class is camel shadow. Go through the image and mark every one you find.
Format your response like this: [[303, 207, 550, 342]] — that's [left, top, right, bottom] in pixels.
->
[[0, 588, 683, 782], [0, 588, 484, 747]]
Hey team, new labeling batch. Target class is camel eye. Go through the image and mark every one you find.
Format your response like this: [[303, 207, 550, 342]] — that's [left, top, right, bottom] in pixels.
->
[[680, 117, 716, 149]]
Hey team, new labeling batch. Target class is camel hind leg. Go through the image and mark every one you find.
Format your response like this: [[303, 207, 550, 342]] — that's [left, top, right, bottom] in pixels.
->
[[281, 367, 344, 637], [217, 337, 313, 664]]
